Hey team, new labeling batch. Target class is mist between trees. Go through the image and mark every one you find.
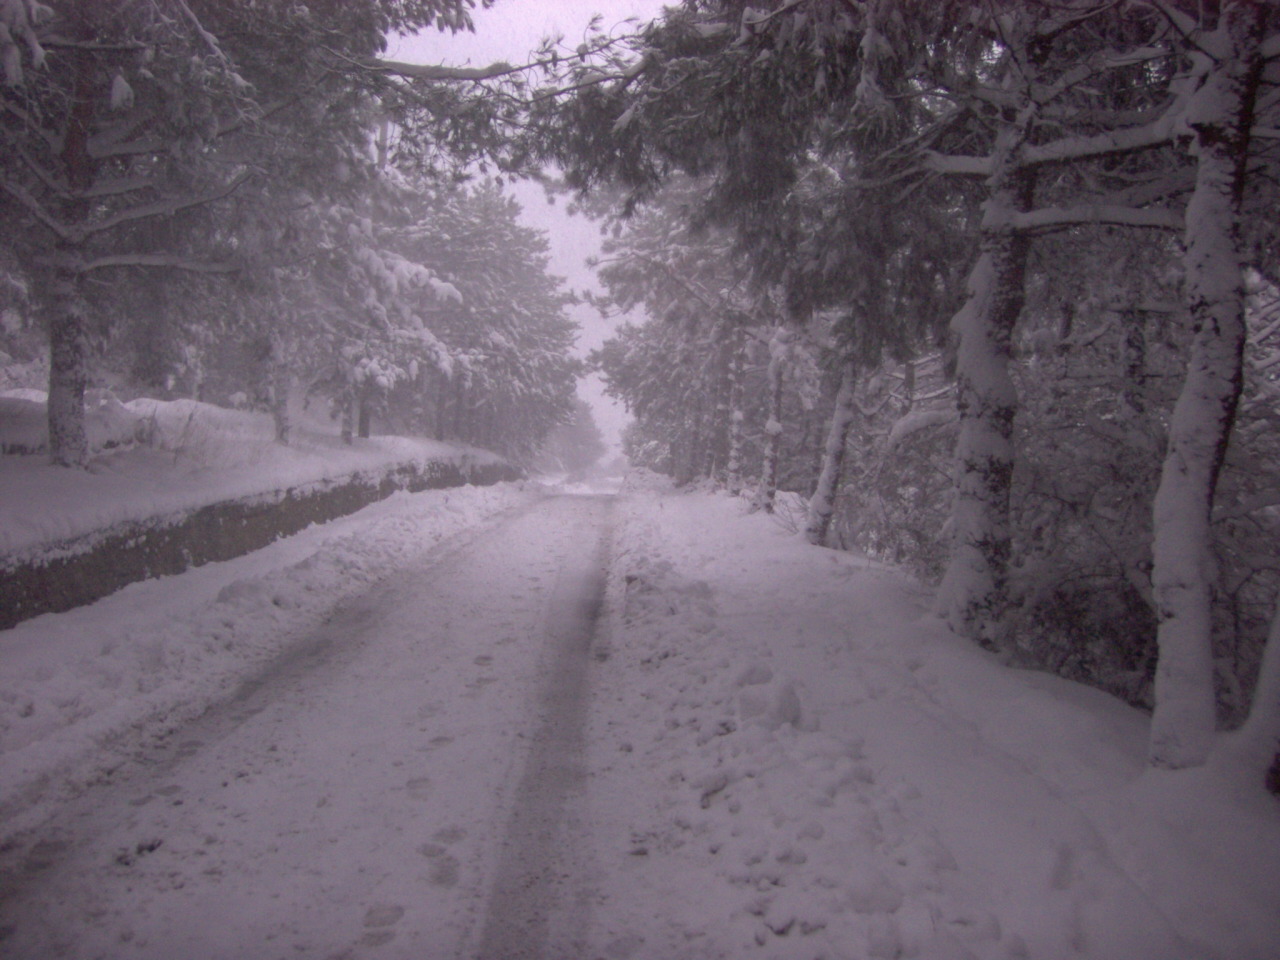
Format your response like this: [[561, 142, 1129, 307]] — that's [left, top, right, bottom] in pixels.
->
[[2, 1, 1279, 790]]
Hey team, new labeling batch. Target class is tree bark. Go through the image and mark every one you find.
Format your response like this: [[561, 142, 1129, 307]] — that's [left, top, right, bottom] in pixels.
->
[[936, 136, 1034, 650], [753, 327, 789, 514], [269, 333, 291, 445], [452, 376, 467, 441], [725, 335, 746, 496], [44, 43, 98, 469], [357, 392, 372, 439], [805, 359, 857, 546], [45, 270, 91, 468], [340, 390, 355, 445], [1148, 2, 1265, 770]]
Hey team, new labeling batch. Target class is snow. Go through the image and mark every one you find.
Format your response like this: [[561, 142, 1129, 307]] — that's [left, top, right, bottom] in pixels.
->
[[586, 481, 1278, 959], [0, 464, 1275, 957], [0, 395, 503, 559], [0, 479, 536, 841]]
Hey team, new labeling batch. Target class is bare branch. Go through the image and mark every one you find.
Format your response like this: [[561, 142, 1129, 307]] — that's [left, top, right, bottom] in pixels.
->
[[0, 181, 74, 241], [15, 146, 69, 198]]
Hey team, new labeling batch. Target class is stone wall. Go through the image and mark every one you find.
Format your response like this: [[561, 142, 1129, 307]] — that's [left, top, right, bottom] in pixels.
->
[[0, 457, 520, 630]]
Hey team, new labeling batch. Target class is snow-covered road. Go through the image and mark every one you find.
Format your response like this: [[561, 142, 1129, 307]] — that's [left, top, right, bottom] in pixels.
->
[[0, 493, 616, 960], [1, 479, 1276, 960]]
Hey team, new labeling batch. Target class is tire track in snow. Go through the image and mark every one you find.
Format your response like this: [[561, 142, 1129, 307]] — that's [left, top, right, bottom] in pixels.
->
[[469, 494, 614, 960], [0, 493, 615, 960]]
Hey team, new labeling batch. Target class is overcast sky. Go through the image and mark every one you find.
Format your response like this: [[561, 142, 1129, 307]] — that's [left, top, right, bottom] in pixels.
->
[[387, 1, 672, 453]]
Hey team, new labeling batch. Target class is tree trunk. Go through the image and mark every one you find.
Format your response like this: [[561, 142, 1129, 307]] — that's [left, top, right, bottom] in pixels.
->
[[1148, 2, 1264, 770], [45, 270, 90, 468], [725, 336, 746, 496], [452, 376, 467, 441], [45, 44, 98, 468], [269, 334, 291, 445], [357, 392, 371, 439], [1121, 309, 1148, 418], [753, 327, 789, 514], [433, 375, 448, 440], [805, 359, 857, 546], [340, 393, 355, 445], [936, 134, 1034, 651]]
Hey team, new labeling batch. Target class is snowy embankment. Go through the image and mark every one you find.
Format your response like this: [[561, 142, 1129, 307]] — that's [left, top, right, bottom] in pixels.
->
[[0, 395, 509, 560], [590, 478, 1280, 960]]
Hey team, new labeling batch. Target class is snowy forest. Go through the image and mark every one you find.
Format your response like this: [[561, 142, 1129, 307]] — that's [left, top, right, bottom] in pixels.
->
[[540, 0, 1280, 787], [0, 0, 583, 466], [2, 0, 1280, 798]]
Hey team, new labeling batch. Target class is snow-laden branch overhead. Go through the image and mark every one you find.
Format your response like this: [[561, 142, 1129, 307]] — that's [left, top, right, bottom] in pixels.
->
[[1, 181, 73, 241], [1010, 203, 1184, 233], [375, 58, 520, 82], [923, 152, 993, 177], [79, 253, 238, 274], [1019, 113, 1182, 167], [77, 172, 254, 239]]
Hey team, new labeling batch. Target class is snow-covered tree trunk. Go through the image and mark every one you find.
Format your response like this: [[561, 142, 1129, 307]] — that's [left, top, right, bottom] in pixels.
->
[[45, 270, 90, 468], [754, 327, 790, 514], [805, 359, 857, 546], [936, 141, 1034, 650], [1148, 3, 1265, 769]]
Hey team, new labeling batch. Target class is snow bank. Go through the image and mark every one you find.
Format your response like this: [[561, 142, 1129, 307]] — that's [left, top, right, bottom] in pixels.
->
[[589, 487, 1280, 959], [0, 396, 507, 559], [0, 390, 149, 456], [0, 481, 539, 842]]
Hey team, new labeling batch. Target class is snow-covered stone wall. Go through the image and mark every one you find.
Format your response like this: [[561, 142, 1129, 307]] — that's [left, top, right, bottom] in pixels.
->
[[0, 456, 519, 630]]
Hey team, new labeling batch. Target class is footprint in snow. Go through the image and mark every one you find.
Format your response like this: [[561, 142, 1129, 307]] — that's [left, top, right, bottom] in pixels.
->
[[363, 904, 404, 927], [433, 825, 466, 844], [418, 828, 466, 887], [361, 903, 404, 947]]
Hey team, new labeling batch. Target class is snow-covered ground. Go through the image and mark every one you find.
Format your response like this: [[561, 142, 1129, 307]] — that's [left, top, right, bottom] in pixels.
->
[[588, 480, 1280, 959], [0, 469, 1275, 959], [0, 479, 537, 843], [0, 394, 503, 558]]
